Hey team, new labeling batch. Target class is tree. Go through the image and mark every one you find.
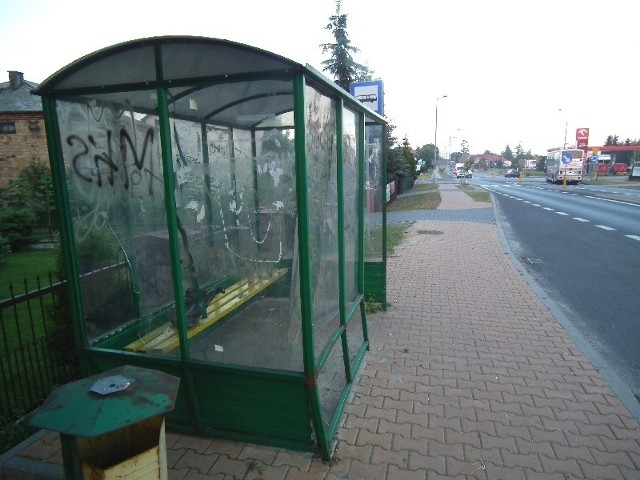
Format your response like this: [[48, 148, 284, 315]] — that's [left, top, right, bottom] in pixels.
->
[[5, 161, 55, 225], [400, 136, 416, 177], [0, 208, 37, 252], [0, 161, 54, 252], [461, 139, 470, 156], [605, 135, 620, 146], [514, 142, 526, 168], [502, 145, 514, 165], [415, 144, 437, 169], [385, 123, 405, 181], [321, 0, 372, 91]]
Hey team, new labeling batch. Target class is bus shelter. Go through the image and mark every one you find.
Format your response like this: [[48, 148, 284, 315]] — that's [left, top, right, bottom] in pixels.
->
[[33, 36, 386, 459]]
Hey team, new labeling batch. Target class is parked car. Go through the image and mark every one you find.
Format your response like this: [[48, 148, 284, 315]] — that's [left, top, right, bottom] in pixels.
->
[[465, 169, 473, 178], [504, 169, 519, 178]]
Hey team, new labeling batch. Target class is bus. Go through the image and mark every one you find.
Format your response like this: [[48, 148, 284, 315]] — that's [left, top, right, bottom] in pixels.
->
[[545, 148, 584, 184]]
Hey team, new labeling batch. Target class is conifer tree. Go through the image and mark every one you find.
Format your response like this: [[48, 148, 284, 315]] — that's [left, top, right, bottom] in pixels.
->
[[321, 0, 372, 91]]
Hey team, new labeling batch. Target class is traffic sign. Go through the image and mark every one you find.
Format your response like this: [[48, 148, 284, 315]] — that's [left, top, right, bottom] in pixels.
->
[[590, 155, 598, 162], [561, 153, 572, 164], [350, 80, 384, 115]]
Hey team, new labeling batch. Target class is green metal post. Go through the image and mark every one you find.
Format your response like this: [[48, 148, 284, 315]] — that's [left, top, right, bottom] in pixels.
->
[[156, 87, 190, 361], [292, 74, 329, 459], [358, 114, 369, 345], [158, 86, 204, 427], [381, 124, 388, 304], [59, 434, 83, 479], [335, 100, 353, 384], [202, 122, 216, 249], [41, 98, 89, 370], [251, 129, 262, 256]]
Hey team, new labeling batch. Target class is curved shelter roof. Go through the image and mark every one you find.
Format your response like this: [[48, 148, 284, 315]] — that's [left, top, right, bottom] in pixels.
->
[[33, 36, 384, 130]]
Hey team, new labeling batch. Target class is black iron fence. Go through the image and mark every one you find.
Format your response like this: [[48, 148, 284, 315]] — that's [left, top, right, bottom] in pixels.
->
[[0, 275, 79, 454], [31, 225, 59, 245]]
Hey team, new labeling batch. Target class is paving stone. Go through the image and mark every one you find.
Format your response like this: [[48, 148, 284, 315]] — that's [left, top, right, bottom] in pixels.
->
[[5, 182, 640, 480]]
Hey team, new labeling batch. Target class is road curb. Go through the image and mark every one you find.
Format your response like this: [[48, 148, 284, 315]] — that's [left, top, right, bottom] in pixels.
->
[[490, 190, 640, 423]]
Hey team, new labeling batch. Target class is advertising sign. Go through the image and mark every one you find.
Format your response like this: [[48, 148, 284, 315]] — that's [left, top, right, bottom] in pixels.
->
[[576, 128, 589, 150]]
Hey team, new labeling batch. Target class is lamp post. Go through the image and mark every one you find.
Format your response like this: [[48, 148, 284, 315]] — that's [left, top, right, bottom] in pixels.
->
[[558, 108, 568, 187], [434, 94, 447, 181], [448, 128, 461, 162], [558, 108, 568, 149]]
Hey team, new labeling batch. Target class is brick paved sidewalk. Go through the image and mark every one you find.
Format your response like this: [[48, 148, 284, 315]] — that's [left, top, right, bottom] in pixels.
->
[[356, 219, 640, 479], [3, 183, 640, 479]]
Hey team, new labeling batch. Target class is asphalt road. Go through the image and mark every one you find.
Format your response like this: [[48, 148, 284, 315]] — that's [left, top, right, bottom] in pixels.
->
[[474, 172, 640, 404]]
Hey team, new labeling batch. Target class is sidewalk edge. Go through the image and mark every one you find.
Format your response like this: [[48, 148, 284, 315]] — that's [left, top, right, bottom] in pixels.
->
[[491, 193, 640, 423]]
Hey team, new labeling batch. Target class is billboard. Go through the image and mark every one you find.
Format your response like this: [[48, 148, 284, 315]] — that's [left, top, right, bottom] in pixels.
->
[[576, 128, 589, 150]]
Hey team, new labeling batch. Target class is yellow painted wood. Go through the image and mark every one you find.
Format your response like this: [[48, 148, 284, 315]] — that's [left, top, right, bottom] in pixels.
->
[[125, 268, 288, 353], [78, 417, 167, 480]]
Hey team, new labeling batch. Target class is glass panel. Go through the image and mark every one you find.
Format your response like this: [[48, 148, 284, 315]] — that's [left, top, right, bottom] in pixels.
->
[[304, 84, 346, 433], [364, 124, 384, 262], [305, 85, 340, 357], [166, 80, 293, 129], [179, 82, 301, 370], [316, 341, 347, 426], [346, 307, 365, 374], [55, 94, 174, 345], [54, 45, 156, 90], [342, 109, 359, 307], [161, 41, 293, 80]]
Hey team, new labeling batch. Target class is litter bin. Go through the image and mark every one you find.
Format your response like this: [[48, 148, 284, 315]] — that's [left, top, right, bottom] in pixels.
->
[[27, 365, 180, 480]]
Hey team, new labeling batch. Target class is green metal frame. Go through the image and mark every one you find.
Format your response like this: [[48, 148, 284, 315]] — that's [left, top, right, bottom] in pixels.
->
[[34, 37, 387, 461]]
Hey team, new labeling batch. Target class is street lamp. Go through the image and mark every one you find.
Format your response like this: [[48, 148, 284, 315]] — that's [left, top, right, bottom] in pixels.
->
[[448, 128, 461, 162], [558, 108, 568, 149], [558, 108, 569, 187], [434, 94, 447, 181]]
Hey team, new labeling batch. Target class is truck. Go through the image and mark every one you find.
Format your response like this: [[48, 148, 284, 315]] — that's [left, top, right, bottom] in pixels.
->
[[455, 162, 465, 178]]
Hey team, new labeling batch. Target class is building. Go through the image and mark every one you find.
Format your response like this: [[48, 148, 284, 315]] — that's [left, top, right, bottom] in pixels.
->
[[0, 71, 47, 188]]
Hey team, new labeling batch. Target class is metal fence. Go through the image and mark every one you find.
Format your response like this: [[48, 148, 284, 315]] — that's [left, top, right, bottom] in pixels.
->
[[0, 274, 79, 454], [31, 225, 59, 245]]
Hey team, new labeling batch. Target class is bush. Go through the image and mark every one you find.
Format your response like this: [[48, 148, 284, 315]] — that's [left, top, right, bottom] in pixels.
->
[[0, 208, 38, 251], [0, 234, 9, 259]]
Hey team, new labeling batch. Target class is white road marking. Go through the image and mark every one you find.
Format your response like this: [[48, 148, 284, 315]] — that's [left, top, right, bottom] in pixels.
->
[[556, 212, 569, 216], [595, 225, 616, 231], [626, 235, 640, 242], [573, 217, 590, 222], [585, 195, 640, 208]]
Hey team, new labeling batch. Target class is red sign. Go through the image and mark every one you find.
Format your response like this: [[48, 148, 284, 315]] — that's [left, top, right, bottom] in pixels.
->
[[576, 128, 589, 150]]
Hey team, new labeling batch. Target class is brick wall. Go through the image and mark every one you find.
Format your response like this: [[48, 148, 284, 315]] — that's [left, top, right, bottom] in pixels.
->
[[0, 111, 49, 189]]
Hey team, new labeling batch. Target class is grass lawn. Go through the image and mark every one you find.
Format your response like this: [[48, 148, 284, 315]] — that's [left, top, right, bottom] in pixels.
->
[[366, 224, 409, 258], [455, 184, 493, 203], [0, 249, 59, 298], [385, 225, 408, 255], [409, 183, 439, 192], [387, 191, 441, 212], [465, 191, 492, 202]]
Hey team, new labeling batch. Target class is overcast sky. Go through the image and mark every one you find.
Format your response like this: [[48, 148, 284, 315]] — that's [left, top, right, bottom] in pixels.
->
[[2, 0, 638, 156]]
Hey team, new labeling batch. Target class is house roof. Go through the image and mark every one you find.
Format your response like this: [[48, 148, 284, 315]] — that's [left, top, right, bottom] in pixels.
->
[[0, 73, 41, 113]]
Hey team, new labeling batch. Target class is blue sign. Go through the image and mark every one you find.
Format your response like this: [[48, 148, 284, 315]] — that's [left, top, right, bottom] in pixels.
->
[[350, 80, 384, 115], [590, 154, 598, 162], [561, 153, 572, 164]]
